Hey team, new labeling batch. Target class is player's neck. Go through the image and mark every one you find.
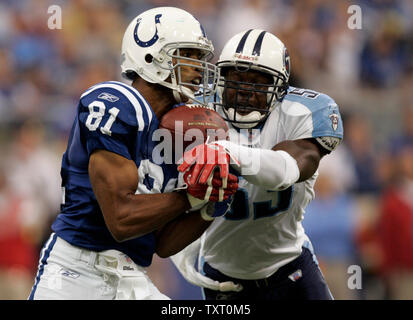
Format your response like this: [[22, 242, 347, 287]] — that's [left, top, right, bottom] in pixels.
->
[[132, 79, 176, 119]]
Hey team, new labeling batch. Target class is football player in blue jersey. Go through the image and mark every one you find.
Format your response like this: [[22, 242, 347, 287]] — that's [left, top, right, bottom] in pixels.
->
[[173, 29, 344, 300], [28, 7, 237, 300]]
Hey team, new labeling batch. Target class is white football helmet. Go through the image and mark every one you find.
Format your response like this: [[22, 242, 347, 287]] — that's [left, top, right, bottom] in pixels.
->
[[215, 29, 290, 128], [121, 7, 219, 105]]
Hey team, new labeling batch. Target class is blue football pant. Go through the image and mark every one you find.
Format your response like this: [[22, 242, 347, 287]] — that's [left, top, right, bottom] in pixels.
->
[[202, 247, 334, 300]]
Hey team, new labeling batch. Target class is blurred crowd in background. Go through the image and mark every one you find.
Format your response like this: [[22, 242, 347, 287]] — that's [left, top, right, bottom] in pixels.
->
[[1, 0, 413, 300]]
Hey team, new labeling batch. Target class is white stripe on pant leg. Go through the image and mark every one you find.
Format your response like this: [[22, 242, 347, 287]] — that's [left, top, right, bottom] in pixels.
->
[[28, 233, 57, 300], [29, 233, 55, 292]]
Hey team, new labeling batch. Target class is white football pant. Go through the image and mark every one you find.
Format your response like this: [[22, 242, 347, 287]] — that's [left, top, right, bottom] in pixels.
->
[[28, 233, 169, 300]]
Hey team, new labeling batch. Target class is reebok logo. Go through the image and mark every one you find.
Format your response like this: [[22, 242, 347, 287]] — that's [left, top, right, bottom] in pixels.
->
[[98, 92, 119, 103]]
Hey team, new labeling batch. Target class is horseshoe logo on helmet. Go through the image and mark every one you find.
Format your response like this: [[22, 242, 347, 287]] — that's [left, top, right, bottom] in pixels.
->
[[134, 14, 162, 47]]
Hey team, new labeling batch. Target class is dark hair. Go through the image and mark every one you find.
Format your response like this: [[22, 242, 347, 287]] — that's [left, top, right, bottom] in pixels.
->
[[125, 70, 139, 81]]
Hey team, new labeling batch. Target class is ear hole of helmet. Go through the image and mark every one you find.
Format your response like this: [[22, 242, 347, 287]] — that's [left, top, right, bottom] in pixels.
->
[[145, 54, 153, 63]]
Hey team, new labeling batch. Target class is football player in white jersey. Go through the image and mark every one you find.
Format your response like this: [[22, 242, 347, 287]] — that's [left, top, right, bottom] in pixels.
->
[[173, 29, 343, 300], [28, 7, 237, 300]]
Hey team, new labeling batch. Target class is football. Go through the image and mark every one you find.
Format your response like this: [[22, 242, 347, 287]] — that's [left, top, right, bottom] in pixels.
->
[[159, 104, 228, 153]]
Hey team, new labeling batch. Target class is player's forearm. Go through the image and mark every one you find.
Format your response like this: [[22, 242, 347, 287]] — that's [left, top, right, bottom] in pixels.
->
[[106, 191, 191, 242], [215, 140, 300, 190], [155, 210, 211, 258]]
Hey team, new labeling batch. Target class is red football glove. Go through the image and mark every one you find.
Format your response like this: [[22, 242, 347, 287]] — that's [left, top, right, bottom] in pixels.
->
[[185, 170, 238, 202], [178, 142, 239, 188]]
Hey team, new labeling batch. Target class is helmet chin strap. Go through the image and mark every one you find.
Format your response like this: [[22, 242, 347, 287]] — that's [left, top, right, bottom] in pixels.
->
[[173, 90, 183, 103], [169, 67, 196, 104], [225, 108, 265, 129], [168, 67, 182, 103], [172, 86, 196, 104]]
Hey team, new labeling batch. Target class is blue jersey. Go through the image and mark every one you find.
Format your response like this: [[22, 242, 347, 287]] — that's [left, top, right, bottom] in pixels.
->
[[52, 81, 178, 267]]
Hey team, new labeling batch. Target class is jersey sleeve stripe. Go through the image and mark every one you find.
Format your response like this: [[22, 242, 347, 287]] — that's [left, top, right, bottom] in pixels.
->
[[80, 82, 147, 131], [107, 81, 153, 124]]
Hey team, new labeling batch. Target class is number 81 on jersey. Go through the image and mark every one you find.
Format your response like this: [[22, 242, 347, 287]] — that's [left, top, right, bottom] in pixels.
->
[[85, 100, 120, 136]]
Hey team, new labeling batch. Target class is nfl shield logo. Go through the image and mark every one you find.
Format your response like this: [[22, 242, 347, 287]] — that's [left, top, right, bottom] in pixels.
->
[[288, 269, 303, 282]]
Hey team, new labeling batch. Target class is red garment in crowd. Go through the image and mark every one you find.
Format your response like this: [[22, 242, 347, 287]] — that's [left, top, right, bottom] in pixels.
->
[[377, 186, 413, 274], [0, 195, 37, 271]]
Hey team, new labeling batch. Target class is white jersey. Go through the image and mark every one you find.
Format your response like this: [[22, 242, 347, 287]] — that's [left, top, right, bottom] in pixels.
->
[[200, 87, 343, 280]]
